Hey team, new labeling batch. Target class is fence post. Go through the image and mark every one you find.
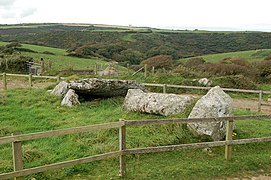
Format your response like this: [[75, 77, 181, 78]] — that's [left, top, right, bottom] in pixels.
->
[[12, 132, 24, 180], [119, 119, 126, 177], [258, 90, 263, 112], [163, 84, 167, 93], [29, 73, 33, 87], [152, 66, 155, 75], [41, 61, 45, 73], [144, 64, 147, 78], [56, 76, 61, 83], [94, 64, 98, 75], [225, 117, 234, 160], [3, 72, 7, 90]]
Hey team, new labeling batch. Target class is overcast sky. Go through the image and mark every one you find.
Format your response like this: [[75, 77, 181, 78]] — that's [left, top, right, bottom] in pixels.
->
[[1, 0, 271, 31]]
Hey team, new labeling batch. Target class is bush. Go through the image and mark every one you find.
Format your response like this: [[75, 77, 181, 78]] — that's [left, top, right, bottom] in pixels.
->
[[140, 55, 175, 70], [222, 57, 250, 67], [197, 61, 257, 81], [0, 55, 33, 72], [255, 60, 271, 82], [212, 75, 258, 89], [184, 57, 205, 68]]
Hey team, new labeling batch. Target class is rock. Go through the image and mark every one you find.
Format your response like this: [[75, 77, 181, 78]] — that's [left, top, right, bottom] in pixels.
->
[[68, 78, 145, 97], [198, 78, 212, 86], [61, 89, 80, 107], [187, 86, 233, 141], [50, 81, 69, 97], [123, 89, 194, 116], [98, 67, 118, 76]]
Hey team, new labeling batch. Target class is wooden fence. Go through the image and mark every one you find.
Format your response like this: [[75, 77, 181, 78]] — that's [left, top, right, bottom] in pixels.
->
[[0, 114, 271, 179], [1, 73, 65, 90], [142, 83, 271, 112]]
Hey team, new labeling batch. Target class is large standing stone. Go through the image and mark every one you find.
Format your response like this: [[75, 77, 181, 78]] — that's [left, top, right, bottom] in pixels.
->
[[187, 86, 233, 141], [123, 89, 194, 116], [50, 81, 69, 97], [61, 89, 80, 107], [68, 78, 145, 97]]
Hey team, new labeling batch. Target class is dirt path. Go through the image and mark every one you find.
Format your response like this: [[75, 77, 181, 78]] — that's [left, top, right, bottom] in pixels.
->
[[233, 98, 271, 113]]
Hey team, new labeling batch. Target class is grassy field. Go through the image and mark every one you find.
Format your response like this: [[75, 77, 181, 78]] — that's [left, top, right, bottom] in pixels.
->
[[180, 49, 271, 63], [0, 88, 270, 179], [0, 41, 127, 76]]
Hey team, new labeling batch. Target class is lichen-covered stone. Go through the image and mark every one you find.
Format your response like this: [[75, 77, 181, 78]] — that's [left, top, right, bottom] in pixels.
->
[[187, 86, 233, 141], [61, 89, 80, 107], [50, 81, 69, 97], [68, 78, 145, 97], [123, 89, 194, 116]]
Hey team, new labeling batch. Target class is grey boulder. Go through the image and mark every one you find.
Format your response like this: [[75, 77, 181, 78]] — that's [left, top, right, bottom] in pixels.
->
[[61, 89, 80, 107], [50, 81, 69, 97], [123, 89, 194, 116], [187, 86, 233, 141]]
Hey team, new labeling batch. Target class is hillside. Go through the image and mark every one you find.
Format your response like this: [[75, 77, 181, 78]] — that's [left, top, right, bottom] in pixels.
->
[[0, 41, 126, 76], [180, 49, 271, 63], [1, 23, 271, 66]]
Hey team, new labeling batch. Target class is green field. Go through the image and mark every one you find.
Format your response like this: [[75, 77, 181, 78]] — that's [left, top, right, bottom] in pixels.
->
[[0, 88, 270, 179], [180, 49, 271, 63], [0, 41, 127, 76]]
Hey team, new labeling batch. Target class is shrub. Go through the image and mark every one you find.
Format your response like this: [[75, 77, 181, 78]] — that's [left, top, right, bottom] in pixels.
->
[[255, 60, 271, 82], [0, 55, 33, 72], [212, 75, 258, 89], [222, 57, 250, 67], [184, 57, 205, 68], [140, 55, 175, 70], [197, 61, 257, 81]]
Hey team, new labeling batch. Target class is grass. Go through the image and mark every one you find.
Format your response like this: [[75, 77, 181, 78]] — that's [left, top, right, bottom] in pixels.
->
[[180, 49, 271, 63], [0, 41, 127, 76], [0, 88, 270, 179]]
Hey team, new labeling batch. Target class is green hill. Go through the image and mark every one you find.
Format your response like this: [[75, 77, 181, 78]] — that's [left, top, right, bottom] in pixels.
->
[[0, 41, 126, 76], [180, 49, 271, 63], [1, 23, 271, 65]]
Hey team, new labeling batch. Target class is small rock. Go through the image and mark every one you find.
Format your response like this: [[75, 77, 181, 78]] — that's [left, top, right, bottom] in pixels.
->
[[198, 78, 212, 86]]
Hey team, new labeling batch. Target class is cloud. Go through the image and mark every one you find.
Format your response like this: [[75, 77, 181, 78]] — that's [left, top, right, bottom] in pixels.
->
[[20, 8, 36, 18], [0, 0, 16, 6], [1, 12, 16, 19]]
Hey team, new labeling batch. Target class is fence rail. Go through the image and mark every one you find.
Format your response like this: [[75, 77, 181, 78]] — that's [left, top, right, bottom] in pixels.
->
[[0, 115, 271, 179], [142, 83, 271, 112], [1, 73, 65, 90]]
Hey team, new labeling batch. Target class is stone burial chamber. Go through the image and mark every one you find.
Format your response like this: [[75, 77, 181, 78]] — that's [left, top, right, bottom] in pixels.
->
[[50, 78, 145, 107]]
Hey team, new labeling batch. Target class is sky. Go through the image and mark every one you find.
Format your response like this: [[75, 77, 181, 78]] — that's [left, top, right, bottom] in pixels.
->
[[1, 0, 271, 31]]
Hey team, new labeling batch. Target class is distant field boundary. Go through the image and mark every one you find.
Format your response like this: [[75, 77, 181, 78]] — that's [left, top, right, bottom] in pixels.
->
[[142, 83, 271, 112], [0, 115, 270, 179]]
